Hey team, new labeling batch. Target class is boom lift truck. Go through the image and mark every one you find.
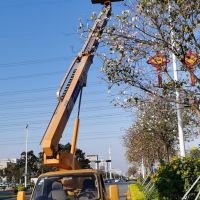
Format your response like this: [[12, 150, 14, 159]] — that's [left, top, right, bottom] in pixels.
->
[[17, 0, 125, 200]]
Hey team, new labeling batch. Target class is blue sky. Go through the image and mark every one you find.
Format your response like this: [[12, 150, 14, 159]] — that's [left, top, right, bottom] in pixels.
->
[[0, 0, 132, 174]]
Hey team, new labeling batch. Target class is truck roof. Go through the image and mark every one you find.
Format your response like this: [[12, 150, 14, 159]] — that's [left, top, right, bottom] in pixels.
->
[[38, 169, 100, 178]]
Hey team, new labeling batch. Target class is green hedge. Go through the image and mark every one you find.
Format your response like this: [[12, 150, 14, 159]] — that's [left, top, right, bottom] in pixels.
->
[[0, 186, 6, 191], [13, 185, 26, 194], [152, 157, 200, 200], [129, 184, 146, 200]]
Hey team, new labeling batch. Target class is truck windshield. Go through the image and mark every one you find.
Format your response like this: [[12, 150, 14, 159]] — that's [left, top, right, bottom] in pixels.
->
[[31, 173, 100, 200]]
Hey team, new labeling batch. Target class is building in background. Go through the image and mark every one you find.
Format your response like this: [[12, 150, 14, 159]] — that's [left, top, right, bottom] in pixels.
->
[[0, 158, 17, 170], [86, 155, 123, 178], [86, 155, 99, 169]]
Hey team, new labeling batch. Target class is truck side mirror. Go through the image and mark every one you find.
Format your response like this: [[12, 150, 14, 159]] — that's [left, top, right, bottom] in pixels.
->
[[108, 184, 119, 200], [17, 191, 26, 200]]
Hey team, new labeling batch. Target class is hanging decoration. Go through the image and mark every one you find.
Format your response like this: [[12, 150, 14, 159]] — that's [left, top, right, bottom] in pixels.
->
[[147, 52, 169, 87], [184, 50, 198, 86]]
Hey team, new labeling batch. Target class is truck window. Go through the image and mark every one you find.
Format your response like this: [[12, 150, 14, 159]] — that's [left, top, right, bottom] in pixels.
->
[[31, 174, 100, 200]]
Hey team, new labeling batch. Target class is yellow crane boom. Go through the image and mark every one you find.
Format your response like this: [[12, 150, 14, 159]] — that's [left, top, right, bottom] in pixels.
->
[[17, 2, 125, 200], [40, 1, 113, 170]]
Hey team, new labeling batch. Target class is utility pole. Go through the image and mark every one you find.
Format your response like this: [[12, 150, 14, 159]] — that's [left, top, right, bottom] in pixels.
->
[[171, 53, 186, 157], [141, 157, 145, 179], [25, 124, 28, 188], [169, 1, 186, 157], [109, 145, 112, 179], [105, 160, 111, 179], [95, 155, 100, 170]]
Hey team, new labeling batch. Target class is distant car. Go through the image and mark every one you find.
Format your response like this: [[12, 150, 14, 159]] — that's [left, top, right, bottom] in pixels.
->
[[114, 178, 127, 184], [104, 179, 114, 184]]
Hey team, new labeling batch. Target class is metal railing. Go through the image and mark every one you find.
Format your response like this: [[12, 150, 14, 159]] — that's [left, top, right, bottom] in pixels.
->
[[182, 176, 200, 200]]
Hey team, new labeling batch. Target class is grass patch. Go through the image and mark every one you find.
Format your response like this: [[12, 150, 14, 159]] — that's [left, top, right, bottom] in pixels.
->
[[129, 184, 146, 200], [0, 194, 16, 199]]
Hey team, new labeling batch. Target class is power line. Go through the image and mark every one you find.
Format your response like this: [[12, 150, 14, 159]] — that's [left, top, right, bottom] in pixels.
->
[[0, 135, 123, 146], [0, 70, 65, 81], [0, 98, 124, 119], [0, 87, 107, 98], [0, 0, 69, 8], [0, 96, 112, 108], [0, 115, 131, 129], [1, 126, 124, 137], [0, 56, 69, 68], [0, 31, 78, 40], [0, 67, 105, 82], [0, 109, 126, 124], [0, 108, 129, 119], [0, 95, 115, 109], [0, 119, 130, 132], [0, 87, 56, 96], [0, 102, 118, 113], [0, 125, 128, 140], [0, 113, 131, 133], [0, 106, 122, 122], [0, 76, 107, 96], [0, 130, 124, 140]]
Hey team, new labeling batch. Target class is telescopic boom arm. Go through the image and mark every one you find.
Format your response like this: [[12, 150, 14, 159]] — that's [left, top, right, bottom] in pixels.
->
[[40, 0, 122, 170]]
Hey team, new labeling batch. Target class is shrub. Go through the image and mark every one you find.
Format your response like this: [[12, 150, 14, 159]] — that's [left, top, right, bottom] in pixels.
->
[[137, 176, 142, 184], [13, 186, 18, 194], [17, 185, 26, 191], [13, 185, 26, 194], [152, 157, 200, 200], [0, 185, 6, 191]]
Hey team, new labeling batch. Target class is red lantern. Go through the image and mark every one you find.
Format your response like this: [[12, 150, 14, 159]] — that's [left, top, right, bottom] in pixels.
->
[[184, 50, 198, 86], [147, 52, 169, 87]]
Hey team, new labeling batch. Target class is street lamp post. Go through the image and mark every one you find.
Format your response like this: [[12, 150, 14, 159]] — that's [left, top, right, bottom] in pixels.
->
[[171, 53, 186, 157], [105, 160, 111, 179], [141, 157, 145, 179], [108, 146, 112, 179], [95, 160, 101, 170], [169, 1, 186, 157], [25, 124, 28, 188]]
